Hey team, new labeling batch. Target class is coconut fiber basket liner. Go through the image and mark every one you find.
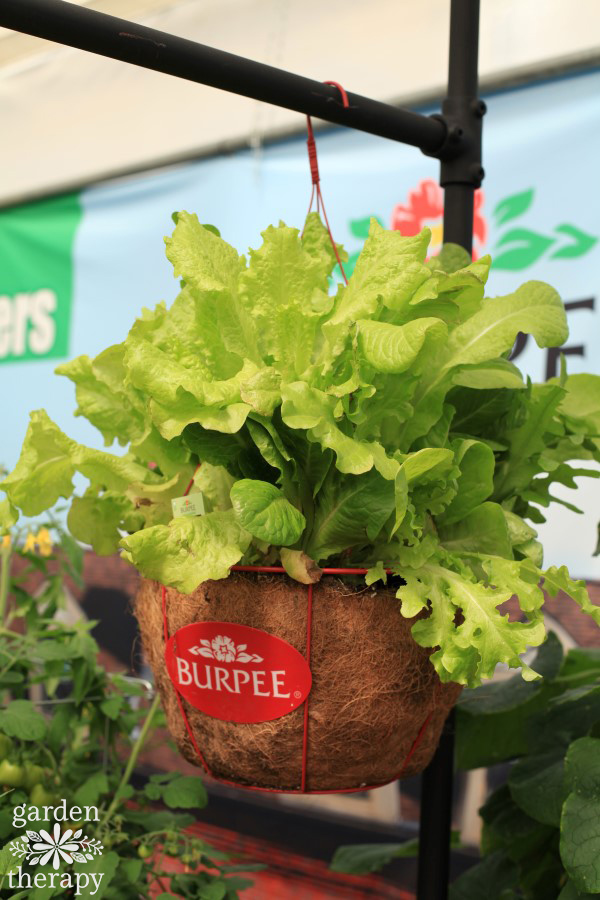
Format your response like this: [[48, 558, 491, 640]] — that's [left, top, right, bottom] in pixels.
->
[[135, 566, 461, 793]]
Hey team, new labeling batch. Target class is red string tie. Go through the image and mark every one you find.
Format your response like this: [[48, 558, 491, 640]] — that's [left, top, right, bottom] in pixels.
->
[[303, 80, 350, 285]]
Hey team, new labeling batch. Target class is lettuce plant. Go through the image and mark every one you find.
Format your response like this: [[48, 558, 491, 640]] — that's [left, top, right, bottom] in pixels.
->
[[2, 212, 600, 687]]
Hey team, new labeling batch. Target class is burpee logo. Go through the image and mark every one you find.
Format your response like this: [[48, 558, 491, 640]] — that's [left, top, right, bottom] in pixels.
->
[[0, 192, 82, 365], [7, 800, 104, 895], [165, 621, 312, 724]]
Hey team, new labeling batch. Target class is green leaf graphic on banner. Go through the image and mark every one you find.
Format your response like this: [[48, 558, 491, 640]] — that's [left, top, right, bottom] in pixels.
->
[[349, 216, 383, 239], [0, 192, 82, 365], [493, 189, 534, 225], [551, 224, 598, 259], [493, 228, 555, 270]]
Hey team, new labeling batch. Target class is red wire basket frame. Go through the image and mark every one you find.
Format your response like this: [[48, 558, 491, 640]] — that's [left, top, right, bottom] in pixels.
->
[[161, 565, 436, 795]]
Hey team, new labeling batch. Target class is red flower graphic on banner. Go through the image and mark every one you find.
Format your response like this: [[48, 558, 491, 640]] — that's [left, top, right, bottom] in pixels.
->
[[390, 178, 487, 259]]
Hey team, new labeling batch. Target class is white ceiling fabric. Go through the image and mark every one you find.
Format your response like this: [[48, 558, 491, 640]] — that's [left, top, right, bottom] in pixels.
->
[[1, 0, 599, 205]]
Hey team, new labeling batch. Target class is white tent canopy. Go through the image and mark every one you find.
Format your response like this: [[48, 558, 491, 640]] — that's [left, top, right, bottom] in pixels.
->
[[1, 0, 599, 206]]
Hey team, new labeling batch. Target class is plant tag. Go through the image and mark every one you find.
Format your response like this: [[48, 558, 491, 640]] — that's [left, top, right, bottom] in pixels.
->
[[165, 621, 312, 723], [171, 493, 205, 518]]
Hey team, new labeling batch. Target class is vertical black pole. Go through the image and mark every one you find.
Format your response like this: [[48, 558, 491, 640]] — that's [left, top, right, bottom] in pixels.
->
[[417, 2, 482, 899], [441, 0, 483, 254]]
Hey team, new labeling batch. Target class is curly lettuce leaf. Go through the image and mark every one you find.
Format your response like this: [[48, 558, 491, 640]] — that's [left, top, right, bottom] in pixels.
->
[[68, 492, 136, 556], [1, 410, 76, 515], [120, 511, 251, 593], [239, 222, 329, 377], [398, 558, 546, 686], [55, 344, 147, 447]]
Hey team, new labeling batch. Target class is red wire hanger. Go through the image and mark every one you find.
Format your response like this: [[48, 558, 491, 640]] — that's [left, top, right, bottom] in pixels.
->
[[303, 80, 349, 285]]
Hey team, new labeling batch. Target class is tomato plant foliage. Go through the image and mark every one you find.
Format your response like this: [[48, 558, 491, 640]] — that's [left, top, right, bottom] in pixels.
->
[[2, 213, 600, 687], [331, 637, 600, 900], [452, 636, 600, 900], [0, 524, 258, 898]]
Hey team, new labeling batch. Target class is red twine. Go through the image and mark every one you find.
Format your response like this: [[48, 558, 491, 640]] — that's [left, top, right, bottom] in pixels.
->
[[302, 80, 350, 285]]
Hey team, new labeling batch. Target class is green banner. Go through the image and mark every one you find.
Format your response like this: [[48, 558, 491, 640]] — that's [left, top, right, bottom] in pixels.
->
[[0, 192, 82, 364]]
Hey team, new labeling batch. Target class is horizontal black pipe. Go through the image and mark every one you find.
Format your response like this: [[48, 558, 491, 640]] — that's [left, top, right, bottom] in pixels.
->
[[0, 0, 447, 154]]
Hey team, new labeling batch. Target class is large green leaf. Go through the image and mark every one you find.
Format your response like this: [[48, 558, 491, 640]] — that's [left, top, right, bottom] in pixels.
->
[[401, 282, 567, 447], [444, 282, 567, 368], [325, 220, 430, 324], [330, 840, 418, 874], [449, 851, 519, 900], [356, 317, 446, 374], [120, 511, 251, 593], [239, 222, 326, 376], [230, 479, 305, 546], [452, 358, 526, 391], [68, 492, 135, 555], [439, 440, 495, 524], [508, 747, 567, 826], [306, 470, 395, 560], [301, 211, 348, 277], [0, 700, 47, 740], [1, 410, 76, 515], [439, 502, 513, 558], [56, 344, 147, 446], [164, 210, 258, 364], [560, 738, 600, 893]]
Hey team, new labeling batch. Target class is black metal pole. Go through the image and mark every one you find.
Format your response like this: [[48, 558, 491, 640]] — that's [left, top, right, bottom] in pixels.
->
[[441, 0, 484, 254], [417, 3, 483, 900], [0, 0, 447, 155]]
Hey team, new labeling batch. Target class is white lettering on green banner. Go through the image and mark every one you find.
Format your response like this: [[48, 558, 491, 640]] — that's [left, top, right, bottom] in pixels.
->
[[0, 193, 82, 364]]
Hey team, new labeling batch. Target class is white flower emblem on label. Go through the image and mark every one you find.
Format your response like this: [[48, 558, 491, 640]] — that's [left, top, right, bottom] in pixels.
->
[[189, 635, 263, 663], [9, 822, 103, 868]]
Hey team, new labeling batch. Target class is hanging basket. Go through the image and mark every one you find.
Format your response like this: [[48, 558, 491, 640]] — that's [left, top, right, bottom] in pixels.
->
[[134, 567, 461, 793]]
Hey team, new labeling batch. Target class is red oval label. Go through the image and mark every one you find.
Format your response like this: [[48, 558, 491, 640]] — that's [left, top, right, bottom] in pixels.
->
[[165, 622, 312, 724]]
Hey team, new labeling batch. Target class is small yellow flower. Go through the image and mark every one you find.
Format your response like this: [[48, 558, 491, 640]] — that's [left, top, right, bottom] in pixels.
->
[[36, 528, 53, 557], [23, 532, 37, 554], [1, 535, 10, 551]]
